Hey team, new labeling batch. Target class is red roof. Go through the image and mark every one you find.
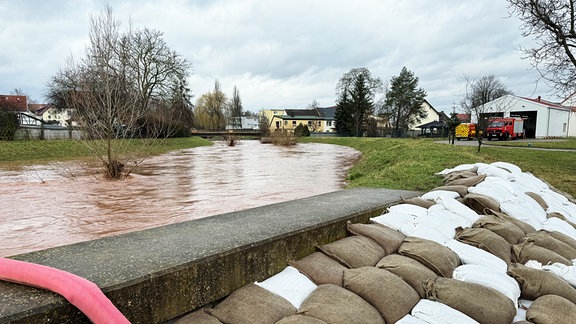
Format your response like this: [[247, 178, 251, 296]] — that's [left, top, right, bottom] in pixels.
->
[[456, 113, 470, 122], [0, 95, 27, 112], [520, 96, 566, 109]]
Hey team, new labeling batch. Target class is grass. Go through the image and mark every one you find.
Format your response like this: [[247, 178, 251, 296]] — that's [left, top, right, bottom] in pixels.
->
[[301, 137, 576, 198], [0, 137, 213, 163], [483, 137, 576, 150]]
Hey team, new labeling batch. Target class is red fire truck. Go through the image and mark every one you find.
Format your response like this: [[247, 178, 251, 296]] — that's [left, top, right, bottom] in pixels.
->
[[485, 117, 525, 141]]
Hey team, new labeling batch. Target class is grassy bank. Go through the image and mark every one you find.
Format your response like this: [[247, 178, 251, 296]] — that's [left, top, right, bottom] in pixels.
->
[[483, 137, 576, 150], [0, 137, 213, 163], [302, 137, 576, 198]]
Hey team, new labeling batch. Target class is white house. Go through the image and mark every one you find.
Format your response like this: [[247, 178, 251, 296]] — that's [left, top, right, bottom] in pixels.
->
[[561, 94, 576, 137], [472, 94, 572, 138]]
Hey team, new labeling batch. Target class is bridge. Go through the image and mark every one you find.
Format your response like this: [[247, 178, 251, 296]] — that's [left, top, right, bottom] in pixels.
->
[[191, 129, 263, 137]]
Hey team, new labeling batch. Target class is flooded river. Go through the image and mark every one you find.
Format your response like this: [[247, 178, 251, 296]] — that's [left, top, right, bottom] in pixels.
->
[[0, 140, 361, 257]]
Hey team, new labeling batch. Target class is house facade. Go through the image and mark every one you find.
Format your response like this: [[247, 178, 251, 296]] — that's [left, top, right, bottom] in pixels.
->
[[472, 94, 572, 138], [259, 107, 336, 133]]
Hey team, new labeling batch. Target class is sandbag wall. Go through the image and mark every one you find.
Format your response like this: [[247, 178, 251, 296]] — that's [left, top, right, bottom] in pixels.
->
[[175, 161, 576, 324]]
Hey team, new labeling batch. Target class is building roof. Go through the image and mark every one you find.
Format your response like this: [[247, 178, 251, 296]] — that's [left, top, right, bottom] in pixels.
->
[[520, 96, 566, 109], [0, 95, 27, 112], [315, 106, 336, 119]]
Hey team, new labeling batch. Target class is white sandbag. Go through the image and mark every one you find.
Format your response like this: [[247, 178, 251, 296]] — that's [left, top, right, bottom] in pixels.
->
[[508, 172, 549, 193], [514, 307, 527, 323], [491, 161, 522, 174], [500, 199, 546, 230], [411, 299, 479, 324], [428, 204, 473, 229], [396, 314, 429, 324], [482, 176, 517, 196], [445, 239, 508, 273], [540, 189, 570, 205], [370, 212, 416, 231], [421, 190, 460, 201], [400, 221, 453, 245], [541, 217, 576, 240], [514, 192, 547, 215], [452, 264, 521, 305], [254, 266, 317, 309], [467, 179, 515, 204], [476, 164, 511, 179], [436, 164, 477, 176], [436, 197, 481, 224], [542, 263, 576, 287], [388, 204, 429, 218]]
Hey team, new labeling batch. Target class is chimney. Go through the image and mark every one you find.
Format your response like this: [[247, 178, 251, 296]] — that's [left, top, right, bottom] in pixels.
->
[[537, 96, 541, 101]]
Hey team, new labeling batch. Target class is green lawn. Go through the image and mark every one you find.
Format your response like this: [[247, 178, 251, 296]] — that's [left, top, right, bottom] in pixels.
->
[[302, 137, 576, 198], [483, 137, 576, 150], [0, 137, 213, 163]]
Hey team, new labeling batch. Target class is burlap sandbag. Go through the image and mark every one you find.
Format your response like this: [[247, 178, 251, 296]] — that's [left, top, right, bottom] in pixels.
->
[[523, 230, 576, 260], [289, 252, 347, 286], [431, 185, 469, 198], [346, 221, 405, 255], [507, 263, 576, 304], [455, 226, 512, 263], [397, 237, 461, 277], [445, 174, 486, 187], [464, 192, 501, 213], [525, 191, 549, 210], [526, 295, 576, 324], [401, 196, 436, 208], [472, 215, 525, 244], [343, 267, 420, 324], [298, 284, 385, 324], [317, 235, 385, 268], [208, 283, 296, 324], [541, 230, 576, 251], [276, 315, 328, 324], [175, 308, 222, 324], [376, 254, 439, 298], [485, 208, 537, 234], [547, 212, 576, 229], [512, 240, 571, 265], [424, 277, 516, 324], [442, 170, 478, 183]]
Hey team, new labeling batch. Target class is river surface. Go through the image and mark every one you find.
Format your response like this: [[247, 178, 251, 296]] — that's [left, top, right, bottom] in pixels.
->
[[0, 140, 361, 257]]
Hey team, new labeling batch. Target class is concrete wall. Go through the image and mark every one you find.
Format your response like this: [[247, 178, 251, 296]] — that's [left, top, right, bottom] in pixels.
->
[[14, 125, 81, 140], [0, 188, 419, 324]]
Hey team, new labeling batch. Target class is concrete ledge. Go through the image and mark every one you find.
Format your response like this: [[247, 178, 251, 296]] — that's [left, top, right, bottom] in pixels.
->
[[0, 188, 420, 323]]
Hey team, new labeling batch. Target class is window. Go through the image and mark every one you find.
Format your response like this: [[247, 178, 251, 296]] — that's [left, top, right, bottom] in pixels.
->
[[327, 121, 332, 126], [563, 123, 567, 132], [292, 121, 296, 127], [284, 120, 287, 125], [308, 121, 312, 126]]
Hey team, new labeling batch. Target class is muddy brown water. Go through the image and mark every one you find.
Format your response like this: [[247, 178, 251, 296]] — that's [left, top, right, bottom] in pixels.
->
[[0, 140, 361, 257]]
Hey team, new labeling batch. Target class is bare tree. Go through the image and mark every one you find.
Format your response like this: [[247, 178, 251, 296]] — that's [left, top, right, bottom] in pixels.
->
[[507, 0, 576, 95], [46, 6, 192, 179], [461, 74, 513, 151]]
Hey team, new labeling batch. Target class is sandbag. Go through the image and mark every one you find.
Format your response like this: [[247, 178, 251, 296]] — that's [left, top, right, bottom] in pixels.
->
[[512, 240, 571, 266], [507, 263, 576, 304], [276, 315, 327, 324], [424, 277, 516, 324], [343, 267, 420, 324], [175, 308, 222, 324], [523, 230, 576, 260], [401, 196, 436, 209], [376, 254, 439, 298], [472, 215, 525, 245], [485, 208, 536, 235], [346, 221, 405, 255], [445, 173, 486, 187], [547, 212, 576, 229], [526, 295, 576, 324], [452, 264, 521, 305], [445, 239, 508, 273], [288, 252, 346, 286], [544, 229, 576, 251], [431, 185, 469, 198], [397, 237, 461, 277], [463, 192, 501, 214], [388, 203, 429, 218], [455, 227, 513, 263], [370, 212, 416, 231], [410, 299, 479, 324], [208, 284, 296, 324], [541, 217, 576, 240], [255, 266, 317, 309], [317, 235, 385, 268], [421, 190, 460, 201], [525, 191, 549, 210], [297, 284, 384, 324]]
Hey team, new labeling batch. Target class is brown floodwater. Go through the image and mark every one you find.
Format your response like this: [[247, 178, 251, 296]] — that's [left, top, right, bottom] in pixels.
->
[[0, 140, 361, 257]]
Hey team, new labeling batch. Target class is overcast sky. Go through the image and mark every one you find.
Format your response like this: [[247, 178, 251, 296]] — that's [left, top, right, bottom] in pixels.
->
[[0, 0, 559, 113]]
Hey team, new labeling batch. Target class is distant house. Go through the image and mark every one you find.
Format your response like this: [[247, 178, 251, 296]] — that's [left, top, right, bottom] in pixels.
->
[[561, 94, 576, 137], [472, 94, 572, 138], [412, 100, 449, 137], [260, 107, 337, 133], [31, 104, 76, 127], [0, 95, 27, 112]]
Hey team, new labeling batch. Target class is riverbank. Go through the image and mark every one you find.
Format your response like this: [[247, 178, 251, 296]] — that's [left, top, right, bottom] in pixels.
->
[[302, 137, 576, 198]]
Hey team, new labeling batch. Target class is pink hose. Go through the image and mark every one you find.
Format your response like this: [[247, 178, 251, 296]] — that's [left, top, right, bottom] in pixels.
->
[[0, 257, 130, 323]]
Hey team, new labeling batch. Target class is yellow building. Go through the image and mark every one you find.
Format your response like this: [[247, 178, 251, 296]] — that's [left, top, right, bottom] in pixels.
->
[[259, 107, 336, 133]]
